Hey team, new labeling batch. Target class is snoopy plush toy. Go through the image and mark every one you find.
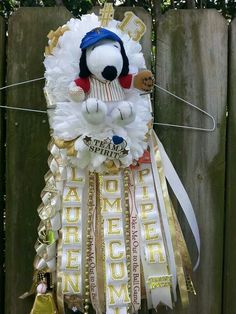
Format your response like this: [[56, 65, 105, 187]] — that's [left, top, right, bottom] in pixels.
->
[[68, 27, 154, 127]]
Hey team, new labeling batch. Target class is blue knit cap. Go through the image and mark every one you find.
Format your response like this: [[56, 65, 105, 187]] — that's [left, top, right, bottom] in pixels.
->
[[80, 27, 122, 50]]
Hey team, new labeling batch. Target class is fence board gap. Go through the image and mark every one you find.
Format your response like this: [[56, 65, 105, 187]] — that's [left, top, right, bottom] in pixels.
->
[[223, 18, 236, 314], [0, 15, 6, 314]]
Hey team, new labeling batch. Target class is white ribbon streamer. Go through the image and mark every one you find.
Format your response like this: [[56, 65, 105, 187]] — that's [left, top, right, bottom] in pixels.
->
[[153, 131, 200, 270]]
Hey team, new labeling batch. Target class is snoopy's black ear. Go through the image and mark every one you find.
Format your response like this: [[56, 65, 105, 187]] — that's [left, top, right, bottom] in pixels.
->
[[119, 42, 129, 77], [79, 50, 91, 78]]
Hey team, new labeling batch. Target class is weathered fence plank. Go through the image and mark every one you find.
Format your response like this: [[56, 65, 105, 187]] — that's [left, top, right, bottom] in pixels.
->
[[0, 16, 5, 314], [155, 10, 227, 313], [5, 8, 72, 314], [223, 18, 236, 314]]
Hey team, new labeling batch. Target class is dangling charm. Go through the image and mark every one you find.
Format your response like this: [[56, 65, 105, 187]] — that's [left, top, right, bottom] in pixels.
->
[[31, 272, 57, 314], [30, 293, 57, 314]]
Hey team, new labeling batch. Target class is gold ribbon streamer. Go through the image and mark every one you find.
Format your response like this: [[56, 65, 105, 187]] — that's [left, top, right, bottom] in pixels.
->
[[56, 231, 64, 314], [25, 137, 61, 312], [172, 207, 192, 273], [123, 168, 132, 312], [171, 207, 196, 295], [153, 134, 189, 307], [50, 138, 64, 313], [169, 203, 189, 307], [87, 172, 100, 312]]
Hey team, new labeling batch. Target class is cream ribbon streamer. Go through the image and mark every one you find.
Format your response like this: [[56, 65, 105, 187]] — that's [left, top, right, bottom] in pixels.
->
[[152, 131, 200, 270], [101, 173, 130, 313], [60, 167, 86, 297], [133, 163, 173, 309], [48, 140, 66, 314], [129, 173, 141, 313]]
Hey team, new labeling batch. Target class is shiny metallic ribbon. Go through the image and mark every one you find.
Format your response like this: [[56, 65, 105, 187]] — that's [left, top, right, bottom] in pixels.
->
[[97, 174, 106, 312], [35, 140, 64, 272], [88, 174, 102, 313], [169, 202, 189, 307], [49, 139, 65, 314], [172, 206, 193, 273], [57, 229, 65, 314], [23, 139, 63, 305], [171, 205, 196, 295]]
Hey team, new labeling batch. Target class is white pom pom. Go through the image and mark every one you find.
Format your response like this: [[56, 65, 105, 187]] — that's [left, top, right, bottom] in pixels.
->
[[36, 282, 47, 294], [68, 82, 85, 102]]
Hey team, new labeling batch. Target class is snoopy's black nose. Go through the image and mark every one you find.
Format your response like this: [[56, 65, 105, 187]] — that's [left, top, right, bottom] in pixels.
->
[[102, 66, 117, 81]]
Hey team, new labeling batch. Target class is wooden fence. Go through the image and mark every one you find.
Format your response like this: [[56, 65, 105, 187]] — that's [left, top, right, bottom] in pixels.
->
[[0, 6, 235, 314]]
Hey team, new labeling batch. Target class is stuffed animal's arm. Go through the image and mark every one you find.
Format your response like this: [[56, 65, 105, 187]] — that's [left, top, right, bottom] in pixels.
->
[[133, 70, 154, 92], [68, 81, 85, 102], [68, 77, 91, 102]]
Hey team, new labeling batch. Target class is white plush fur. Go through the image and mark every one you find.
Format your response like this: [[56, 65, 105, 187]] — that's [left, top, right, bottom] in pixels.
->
[[86, 40, 123, 82], [44, 14, 152, 171]]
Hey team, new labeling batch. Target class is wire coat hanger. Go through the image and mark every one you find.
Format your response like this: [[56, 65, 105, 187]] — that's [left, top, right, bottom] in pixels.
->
[[153, 83, 216, 132], [0, 78, 217, 132]]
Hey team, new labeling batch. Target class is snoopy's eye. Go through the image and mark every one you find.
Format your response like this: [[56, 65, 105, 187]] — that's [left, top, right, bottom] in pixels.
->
[[113, 45, 119, 49]]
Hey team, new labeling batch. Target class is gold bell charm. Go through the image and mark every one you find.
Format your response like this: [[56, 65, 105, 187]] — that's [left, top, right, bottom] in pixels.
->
[[30, 292, 58, 314], [30, 270, 58, 313]]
